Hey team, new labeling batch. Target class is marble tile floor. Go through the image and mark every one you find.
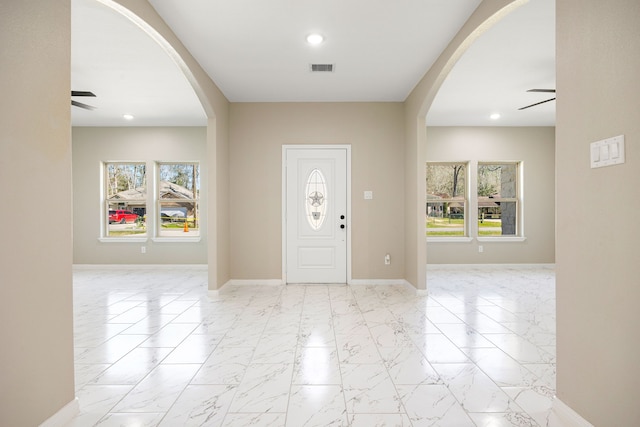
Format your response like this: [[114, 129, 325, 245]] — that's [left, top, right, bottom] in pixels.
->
[[66, 265, 558, 427]]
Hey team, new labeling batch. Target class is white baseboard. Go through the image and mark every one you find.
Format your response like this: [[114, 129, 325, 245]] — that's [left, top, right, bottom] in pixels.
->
[[73, 264, 207, 270], [402, 280, 427, 296], [210, 279, 416, 294], [228, 279, 284, 286], [205, 278, 426, 297], [39, 398, 79, 427], [348, 279, 407, 286], [207, 281, 228, 297], [427, 263, 555, 271], [551, 397, 594, 427], [224, 279, 411, 287]]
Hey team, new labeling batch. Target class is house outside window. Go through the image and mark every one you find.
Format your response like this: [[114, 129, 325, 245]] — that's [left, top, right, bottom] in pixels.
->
[[157, 162, 200, 237], [477, 162, 521, 237], [426, 162, 468, 237], [104, 162, 147, 237]]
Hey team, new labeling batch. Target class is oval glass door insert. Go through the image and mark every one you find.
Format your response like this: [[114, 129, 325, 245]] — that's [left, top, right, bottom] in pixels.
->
[[305, 168, 327, 230]]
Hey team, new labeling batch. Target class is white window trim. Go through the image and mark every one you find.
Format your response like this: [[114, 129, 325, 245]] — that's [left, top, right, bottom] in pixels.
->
[[99, 237, 202, 243], [99, 160, 202, 243], [152, 237, 201, 243], [476, 160, 524, 240], [99, 237, 148, 243], [477, 236, 527, 243], [427, 237, 474, 243], [427, 160, 526, 243], [102, 161, 148, 240], [426, 237, 528, 243], [156, 161, 201, 240], [426, 161, 469, 240]]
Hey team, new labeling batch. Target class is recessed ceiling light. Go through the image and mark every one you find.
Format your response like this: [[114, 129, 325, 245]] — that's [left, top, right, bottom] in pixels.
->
[[306, 34, 324, 45], [490, 113, 501, 120], [123, 114, 134, 120]]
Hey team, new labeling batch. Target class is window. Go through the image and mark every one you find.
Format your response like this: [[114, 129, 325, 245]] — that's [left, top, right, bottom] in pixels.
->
[[158, 162, 200, 237], [104, 162, 147, 237], [426, 160, 524, 241], [477, 162, 521, 237], [305, 168, 327, 230], [426, 162, 467, 237]]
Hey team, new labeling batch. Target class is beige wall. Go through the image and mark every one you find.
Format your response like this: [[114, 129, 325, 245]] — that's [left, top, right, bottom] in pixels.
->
[[404, 0, 527, 289], [72, 127, 208, 264], [426, 126, 555, 264], [8, 2, 634, 424], [211, 116, 231, 289], [229, 103, 405, 281], [556, 0, 640, 425], [71, 124, 555, 269], [113, 0, 231, 289], [0, 2, 75, 426]]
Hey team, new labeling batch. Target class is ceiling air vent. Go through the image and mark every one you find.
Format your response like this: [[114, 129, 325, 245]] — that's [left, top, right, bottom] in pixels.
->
[[310, 64, 334, 72]]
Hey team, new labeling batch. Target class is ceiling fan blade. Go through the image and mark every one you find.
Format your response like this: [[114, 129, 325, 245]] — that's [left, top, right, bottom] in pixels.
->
[[518, 97, 556, 110], [71, 90, 96, 97], [72, 100, 96, 110], [527, 89, 556, 93]]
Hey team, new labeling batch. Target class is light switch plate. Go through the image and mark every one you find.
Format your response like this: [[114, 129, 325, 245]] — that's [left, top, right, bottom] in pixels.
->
[[364, 191, 373, 200], [591, 135, 625, 168]]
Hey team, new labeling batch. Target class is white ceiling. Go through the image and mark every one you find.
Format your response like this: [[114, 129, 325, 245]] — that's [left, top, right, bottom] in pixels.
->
[[71, 0, 206, 126], [428, 0, 555, 126], [71, 0, 555, 127]]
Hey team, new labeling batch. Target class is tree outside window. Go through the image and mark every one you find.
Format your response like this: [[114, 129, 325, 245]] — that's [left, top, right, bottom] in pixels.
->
[[477, 163, 520, 236], [426, 163, 467, 237], [158, 163, 200, 237], [104, 162, 147, 237]]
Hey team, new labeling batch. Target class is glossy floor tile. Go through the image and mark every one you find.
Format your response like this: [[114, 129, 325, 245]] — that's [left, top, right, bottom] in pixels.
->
[[66, 265, 557, 426]]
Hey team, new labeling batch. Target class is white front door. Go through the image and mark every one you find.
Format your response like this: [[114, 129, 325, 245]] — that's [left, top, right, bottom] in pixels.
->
[[284, 147, 348, 283]]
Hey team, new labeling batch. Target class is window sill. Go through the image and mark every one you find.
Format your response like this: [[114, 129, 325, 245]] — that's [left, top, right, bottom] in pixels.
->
[[152, 237, 202, 243], [427, 237, 474, 243], [98, 237, 202, 243], [99, 237, 148, 243], [477, 236, 527, 243]]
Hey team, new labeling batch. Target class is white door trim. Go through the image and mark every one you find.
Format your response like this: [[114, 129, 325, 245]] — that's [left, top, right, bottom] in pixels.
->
[[282, 145, 351, 284]]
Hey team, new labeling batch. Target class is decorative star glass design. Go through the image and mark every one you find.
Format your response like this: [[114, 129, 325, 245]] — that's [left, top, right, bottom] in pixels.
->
[[305, 168, 327, 230], [308, 191, 324, 207]]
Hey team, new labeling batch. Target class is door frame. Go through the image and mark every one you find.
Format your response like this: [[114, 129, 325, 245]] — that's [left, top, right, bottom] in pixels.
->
[[282, 144, 352, 284]]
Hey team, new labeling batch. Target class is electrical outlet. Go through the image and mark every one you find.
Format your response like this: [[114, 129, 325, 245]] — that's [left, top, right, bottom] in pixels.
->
[[141, 246, 146, 254], [478, 245, 483, 253], [384, 254, 391, 265]]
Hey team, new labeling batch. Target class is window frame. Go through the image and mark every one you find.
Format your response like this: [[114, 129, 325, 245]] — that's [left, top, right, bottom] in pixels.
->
[[153, 161, 201, 242], [426, 161, 471, 242], [99, 160, 203, 244], [101, 161, 148, 242], [476, 161, 524, 241], [425, 160, 526, 243]]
